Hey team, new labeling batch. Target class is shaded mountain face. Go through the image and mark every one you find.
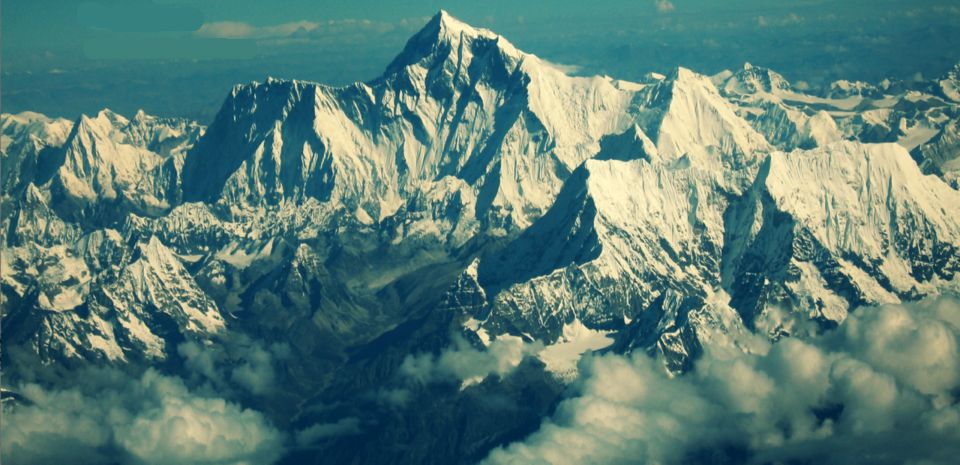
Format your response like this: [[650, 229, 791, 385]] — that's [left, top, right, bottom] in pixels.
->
[[179, 12, 638, 231], [2, 10, 960, 465]]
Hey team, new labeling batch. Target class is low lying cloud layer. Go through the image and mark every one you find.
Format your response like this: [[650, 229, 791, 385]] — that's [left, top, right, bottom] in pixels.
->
[[2, 369, 286, 465], [484, 297, 960, 465], [194, 20, 321, 39], [400, 335, 541, 386], [193, 18, 420, 40], [178, 336, 291, 396], [295, 417, 363, 446]]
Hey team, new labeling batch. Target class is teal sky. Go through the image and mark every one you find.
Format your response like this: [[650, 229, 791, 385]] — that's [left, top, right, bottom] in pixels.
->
[[4, 0, 960, 121]]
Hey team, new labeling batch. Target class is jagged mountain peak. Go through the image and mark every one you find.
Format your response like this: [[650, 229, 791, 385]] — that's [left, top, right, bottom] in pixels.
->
[[121, 235, 225, 332], [70, 108, 192, 149], [0, 111, 74, 170], [637, 66, 773, 166], [669, 66, 701, 82], [662, 66, 728, 92], [180, 12, 638, 230], [431, 10, 493, 41], [129, 108, 178, 127], [383, 10, 523, 76], [137, 234, 175, 261], [827, 78, 882, 99], [223, 11, 527, 99], [725, 63, 792, 94], [937, 61, 960, 103], [1, 111, 72, 138], [75, 108, 128, 136], [936, 61, 960, 84], [593, 124, 659, 162], [43, 109, 194, 216]]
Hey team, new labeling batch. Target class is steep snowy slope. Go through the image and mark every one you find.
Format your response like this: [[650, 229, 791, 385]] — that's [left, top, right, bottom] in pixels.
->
[[98, 236, 224, 357], [2, 232, 225, 364], [634, 67, 772, 168], [472, 157, 751, 369], [0, 112, 74, 198], [51, 110, 171, 216], [2, 108, 203, 227], [716, 64, 843, 151], [2, 108, 216, 365], [724, 141, 960, 332], [913, 119, 960, 188], [937, 63, 960, 103], [181, 11, 639, 231], [122, 109, 203, 159], [470, 141, 960, 370]]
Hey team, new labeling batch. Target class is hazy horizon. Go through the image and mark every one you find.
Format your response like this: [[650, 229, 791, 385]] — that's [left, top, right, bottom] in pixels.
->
[[4, 0, 960, 122]]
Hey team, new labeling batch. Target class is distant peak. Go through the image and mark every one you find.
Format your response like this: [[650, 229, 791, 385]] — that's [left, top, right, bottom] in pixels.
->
[[77, 108, 126, 128], [132, 109, 152, 122], [726, 63, 791, 93], [944, 62, 960, 80], [643, 72, 667, 82], [97, 108, 122, 119], [139, 235, 176, 262], [78, 108, 127, 127]]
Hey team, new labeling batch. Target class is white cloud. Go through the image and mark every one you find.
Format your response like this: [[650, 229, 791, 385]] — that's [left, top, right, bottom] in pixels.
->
[[178, 340, 220, 380], [195, 20, 320, 39], [400, 335, 542, 387], [540, 59, 583, 75], [375, 387, 412, 408], [193, 18, 410, 41], [194, 21, 256, 39], [1, 369, 286, 465], [295, 417, 362, 446], [655, 0, 676, 13], [231, 342, 281, 395], [483, 297, 960, 465], [756, 13, 804, 28], [178, 338, 289, 396]]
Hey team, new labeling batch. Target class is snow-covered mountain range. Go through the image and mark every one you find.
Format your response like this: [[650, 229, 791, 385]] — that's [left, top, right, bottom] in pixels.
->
[[2, 11, 960, 464]]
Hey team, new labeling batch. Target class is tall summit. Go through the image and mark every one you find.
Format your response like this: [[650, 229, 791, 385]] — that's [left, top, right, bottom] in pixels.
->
[[381, 9, 524, 76], [180, 10, 638, 230], [3, 10, 960, 465]]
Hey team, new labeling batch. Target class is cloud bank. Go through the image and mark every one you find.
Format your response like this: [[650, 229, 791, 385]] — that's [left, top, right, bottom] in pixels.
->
[[1, 369, 286, 465], [483, 297, 960, 465], [195, 20, 321, 39], [400, 335, 542, 387], [177, 336, 291, 396], [295, 417, 363, 446], [193, 18, 416, 40]]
